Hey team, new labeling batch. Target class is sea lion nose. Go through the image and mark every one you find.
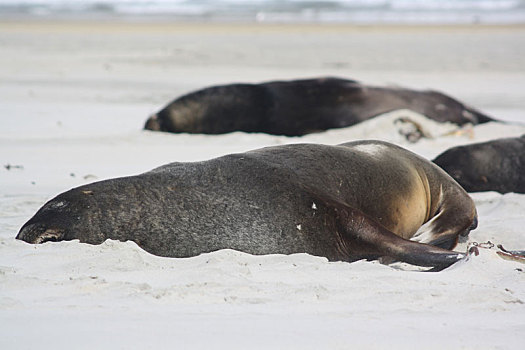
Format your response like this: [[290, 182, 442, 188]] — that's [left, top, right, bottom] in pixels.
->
[[16, 223, 65, 244], [16, 223, 39, 242], [144, 114, 162, 131]]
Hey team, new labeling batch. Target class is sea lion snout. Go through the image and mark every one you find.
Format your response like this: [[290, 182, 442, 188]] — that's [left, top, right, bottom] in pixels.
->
[[17, 223, 65, 244], [144, 114, 162, 131]]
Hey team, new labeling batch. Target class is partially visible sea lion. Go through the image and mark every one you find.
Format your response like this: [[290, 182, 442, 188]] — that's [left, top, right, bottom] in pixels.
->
[[145, 77, 495, 136], [433, 135, 525, 194], [17, 140, 478, 271]]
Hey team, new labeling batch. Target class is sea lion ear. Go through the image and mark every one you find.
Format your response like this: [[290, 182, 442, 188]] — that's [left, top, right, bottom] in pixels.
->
[[324, 199, 469, 271]]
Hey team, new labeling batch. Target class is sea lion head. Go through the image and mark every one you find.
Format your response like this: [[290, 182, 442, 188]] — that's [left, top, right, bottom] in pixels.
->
[[144, 114, 163, 131], [420, 90, 495, 125], [17, 198, 73, 244], [16, 189, 102, 245]]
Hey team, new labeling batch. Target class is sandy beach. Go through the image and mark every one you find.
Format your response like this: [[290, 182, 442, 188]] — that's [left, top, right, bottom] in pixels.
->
[[1, 20, 525, 349]]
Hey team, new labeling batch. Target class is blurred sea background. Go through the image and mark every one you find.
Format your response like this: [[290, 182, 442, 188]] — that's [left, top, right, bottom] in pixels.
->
[[1, 0, 525, 24]]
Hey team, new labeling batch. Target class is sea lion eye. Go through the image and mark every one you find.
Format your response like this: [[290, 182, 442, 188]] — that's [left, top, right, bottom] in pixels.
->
[[43, 200, 68, 211]]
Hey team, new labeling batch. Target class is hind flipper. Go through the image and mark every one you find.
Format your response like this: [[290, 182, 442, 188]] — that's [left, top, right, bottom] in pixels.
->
[[331, 202, 472, 271]]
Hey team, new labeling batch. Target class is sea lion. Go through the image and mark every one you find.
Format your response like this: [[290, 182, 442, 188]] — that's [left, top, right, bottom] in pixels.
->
[[433, 135, 525, 194], [17, 140, 478, 271], [145, 77, 495, 136]]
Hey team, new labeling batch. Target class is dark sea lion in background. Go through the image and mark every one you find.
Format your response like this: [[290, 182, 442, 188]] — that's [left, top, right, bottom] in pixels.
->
[[144, 77, 495, 136], [17, 140, 478, 271], [433, 135, 525, 194]]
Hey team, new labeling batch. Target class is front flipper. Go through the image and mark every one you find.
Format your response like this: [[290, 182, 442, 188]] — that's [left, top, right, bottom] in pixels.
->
[[331, 202, 473, 271]]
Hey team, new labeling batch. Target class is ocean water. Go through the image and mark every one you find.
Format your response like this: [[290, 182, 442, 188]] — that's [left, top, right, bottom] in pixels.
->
[[1, 0, 524, 24]]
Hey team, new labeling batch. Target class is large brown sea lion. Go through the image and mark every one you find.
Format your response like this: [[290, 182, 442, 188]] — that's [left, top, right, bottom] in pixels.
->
[[17, 140, 478, 271], [145, 77, 495, 136]]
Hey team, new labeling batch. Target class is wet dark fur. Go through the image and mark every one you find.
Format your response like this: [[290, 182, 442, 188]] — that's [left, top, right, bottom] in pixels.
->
[[17, 141, 478, 271], [433, 135, 525, 194]]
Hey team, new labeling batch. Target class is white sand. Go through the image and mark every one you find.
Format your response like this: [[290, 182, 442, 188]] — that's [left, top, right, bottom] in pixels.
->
[[1, 21, 525, 349]]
